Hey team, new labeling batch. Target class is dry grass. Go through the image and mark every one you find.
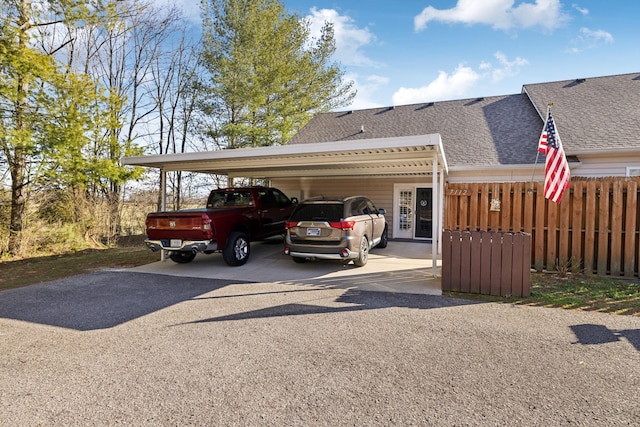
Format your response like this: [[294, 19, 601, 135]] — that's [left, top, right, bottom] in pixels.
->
[[0, 237, 159, 291], [444, 272, 640, 316]]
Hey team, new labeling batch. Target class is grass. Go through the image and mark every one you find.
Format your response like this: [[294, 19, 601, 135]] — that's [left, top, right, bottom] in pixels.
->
[[444, 273, 640, 316], [1, 240, 639, 316], [0, 239, 159, 292]]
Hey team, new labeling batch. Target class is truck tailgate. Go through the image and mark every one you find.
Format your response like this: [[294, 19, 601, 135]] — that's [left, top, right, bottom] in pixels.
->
[[146, 211, 212, 240]]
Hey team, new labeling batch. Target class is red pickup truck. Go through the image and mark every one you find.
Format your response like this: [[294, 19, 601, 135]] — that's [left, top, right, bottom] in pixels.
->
[[145, 186, 298, 266]]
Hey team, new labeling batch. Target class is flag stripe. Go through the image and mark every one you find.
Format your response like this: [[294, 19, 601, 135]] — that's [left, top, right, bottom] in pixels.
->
[[538, 130, 547, 152], [541, 110, 570, 203]]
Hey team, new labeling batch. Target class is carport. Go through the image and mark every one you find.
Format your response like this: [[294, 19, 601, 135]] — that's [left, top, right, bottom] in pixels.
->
[[122, 134, 448, 276]]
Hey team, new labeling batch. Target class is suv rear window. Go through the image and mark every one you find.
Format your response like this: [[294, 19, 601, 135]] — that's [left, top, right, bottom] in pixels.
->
[[290, 203, 343, 222]]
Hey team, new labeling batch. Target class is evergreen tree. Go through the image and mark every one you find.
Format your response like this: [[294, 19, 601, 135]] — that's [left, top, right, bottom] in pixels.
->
[[199, 0, 355, 149]]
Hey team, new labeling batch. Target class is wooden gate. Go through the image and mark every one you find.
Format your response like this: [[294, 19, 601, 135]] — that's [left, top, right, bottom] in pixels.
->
[[442, 230, 531, 297]]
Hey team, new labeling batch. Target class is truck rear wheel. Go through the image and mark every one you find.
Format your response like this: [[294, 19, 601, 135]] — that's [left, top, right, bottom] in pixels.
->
[[169, 251, 196, 264], [223, 231, 250, 266]]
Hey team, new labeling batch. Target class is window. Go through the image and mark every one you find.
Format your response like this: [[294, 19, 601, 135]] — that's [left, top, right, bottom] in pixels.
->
[[364, 200, 378, 215], [207, 191, 253, 208], [271, 189, 291, 207], [290, 203, 343, 222], [626, 167, 640, 177]]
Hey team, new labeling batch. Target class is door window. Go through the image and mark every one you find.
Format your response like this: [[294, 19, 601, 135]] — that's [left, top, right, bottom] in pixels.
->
[[415, 188, 432, 239], [399, 190, 413, 232]]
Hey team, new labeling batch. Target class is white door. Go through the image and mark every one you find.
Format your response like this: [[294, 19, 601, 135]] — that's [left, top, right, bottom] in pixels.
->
[[394, 188, 414, 239]]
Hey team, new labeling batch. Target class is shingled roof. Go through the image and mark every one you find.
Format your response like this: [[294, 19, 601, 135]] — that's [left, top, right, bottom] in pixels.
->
[[522, 72, 640, 152], [288, 72, 640, 169]]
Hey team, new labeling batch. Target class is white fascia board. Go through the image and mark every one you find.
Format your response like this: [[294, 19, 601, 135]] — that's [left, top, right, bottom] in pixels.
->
[[122, 134, 443, 166], [435, 135, 449, 175]]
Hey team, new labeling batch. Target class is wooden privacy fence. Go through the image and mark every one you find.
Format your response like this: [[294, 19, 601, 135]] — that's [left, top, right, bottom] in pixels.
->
[[442, 230, 531, 297], [444, 177, 640, 277]]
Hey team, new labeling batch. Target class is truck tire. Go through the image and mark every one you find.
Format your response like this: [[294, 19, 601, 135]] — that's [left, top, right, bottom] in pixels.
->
[[169, 251, 196, 264], [223, 231, 250, 266]]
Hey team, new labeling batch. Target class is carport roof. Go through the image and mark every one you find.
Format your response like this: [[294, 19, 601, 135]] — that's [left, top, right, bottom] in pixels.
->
[[122, 134, 448, 178]]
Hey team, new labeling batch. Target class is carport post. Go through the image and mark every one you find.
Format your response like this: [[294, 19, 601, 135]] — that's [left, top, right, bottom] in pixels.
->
[[432, 158, 438, 277], [160, 169, 167, 262]]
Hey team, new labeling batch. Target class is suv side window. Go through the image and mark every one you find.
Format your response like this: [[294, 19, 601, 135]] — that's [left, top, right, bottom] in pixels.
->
[[364, 199, 378, 215], [350, 198, 368, 216]]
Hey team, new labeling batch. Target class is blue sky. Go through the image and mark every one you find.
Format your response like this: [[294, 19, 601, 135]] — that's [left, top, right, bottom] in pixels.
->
[[171, 0, 640, 110]]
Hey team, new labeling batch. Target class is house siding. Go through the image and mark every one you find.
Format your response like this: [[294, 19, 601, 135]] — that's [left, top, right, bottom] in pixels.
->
[[273, 177, 433, 239], [570, 153, 640, 177]]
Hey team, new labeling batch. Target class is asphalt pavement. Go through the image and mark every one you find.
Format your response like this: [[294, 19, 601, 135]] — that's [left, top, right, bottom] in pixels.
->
[[0, 252, 639, 425]]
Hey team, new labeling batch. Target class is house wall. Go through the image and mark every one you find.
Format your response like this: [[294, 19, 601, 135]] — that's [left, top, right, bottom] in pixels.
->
[[446, 153, 640, 184], [272, 177, 432, 239], [570, 153, 640, 177], [447, 167, 543, 183]]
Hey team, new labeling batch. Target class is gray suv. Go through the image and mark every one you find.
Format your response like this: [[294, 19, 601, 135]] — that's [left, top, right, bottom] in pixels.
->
[[284, 196, 387, 266]]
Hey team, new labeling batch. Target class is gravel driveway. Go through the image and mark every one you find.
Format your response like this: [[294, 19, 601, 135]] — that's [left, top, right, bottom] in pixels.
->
[[1, 270, 639, 426]]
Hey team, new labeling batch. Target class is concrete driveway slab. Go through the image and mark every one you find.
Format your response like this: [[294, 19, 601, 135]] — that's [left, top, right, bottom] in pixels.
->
[[131, 238, 442, 295]]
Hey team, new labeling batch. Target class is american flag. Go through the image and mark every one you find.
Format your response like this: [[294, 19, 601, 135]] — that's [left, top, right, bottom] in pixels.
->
[[539, 110, 570, 203], [538, 127, 547, 152]]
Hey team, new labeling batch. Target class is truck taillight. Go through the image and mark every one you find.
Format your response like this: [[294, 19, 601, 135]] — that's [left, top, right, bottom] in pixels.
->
[[329, 221, 356, 230], [202, 215, 212, 232]]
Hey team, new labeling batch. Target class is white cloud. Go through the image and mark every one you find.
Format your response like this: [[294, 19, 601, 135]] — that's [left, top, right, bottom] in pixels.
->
[[580, 27, 614, 44], [414, 0, 568, 32], [572, 4, 589, 16], [389, 52, 529, 106], [567, 27, 614, 53], [305, 8, 380, 68], [341, 73, 389, 110], [391, 65, 480, 105], [490, 51, 529, 82]]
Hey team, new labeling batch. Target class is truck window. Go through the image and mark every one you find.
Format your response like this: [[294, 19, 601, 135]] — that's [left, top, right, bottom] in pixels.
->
[[271, 189, 291, 207], [207, 191, 254, 208]]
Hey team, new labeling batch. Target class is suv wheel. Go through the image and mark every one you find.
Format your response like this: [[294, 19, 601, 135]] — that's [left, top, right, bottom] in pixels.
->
[[354, 236, 369, 267], [377, 225, 388, 248]]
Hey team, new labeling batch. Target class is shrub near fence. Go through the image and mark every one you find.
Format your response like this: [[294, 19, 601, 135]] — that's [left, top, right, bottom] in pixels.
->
[[444, 177, 640, 277]]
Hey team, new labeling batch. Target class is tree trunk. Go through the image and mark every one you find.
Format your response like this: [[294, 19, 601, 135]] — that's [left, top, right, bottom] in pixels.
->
[[8, 151, 26, 255], [8, 2, 31, 255]]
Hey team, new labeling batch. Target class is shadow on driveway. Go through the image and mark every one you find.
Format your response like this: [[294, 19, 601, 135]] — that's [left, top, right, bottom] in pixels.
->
[[0, 270, 475, 332], [0, 271, 234, 331], [571, 323, 640, 352], [184, 287, 477, 325]]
